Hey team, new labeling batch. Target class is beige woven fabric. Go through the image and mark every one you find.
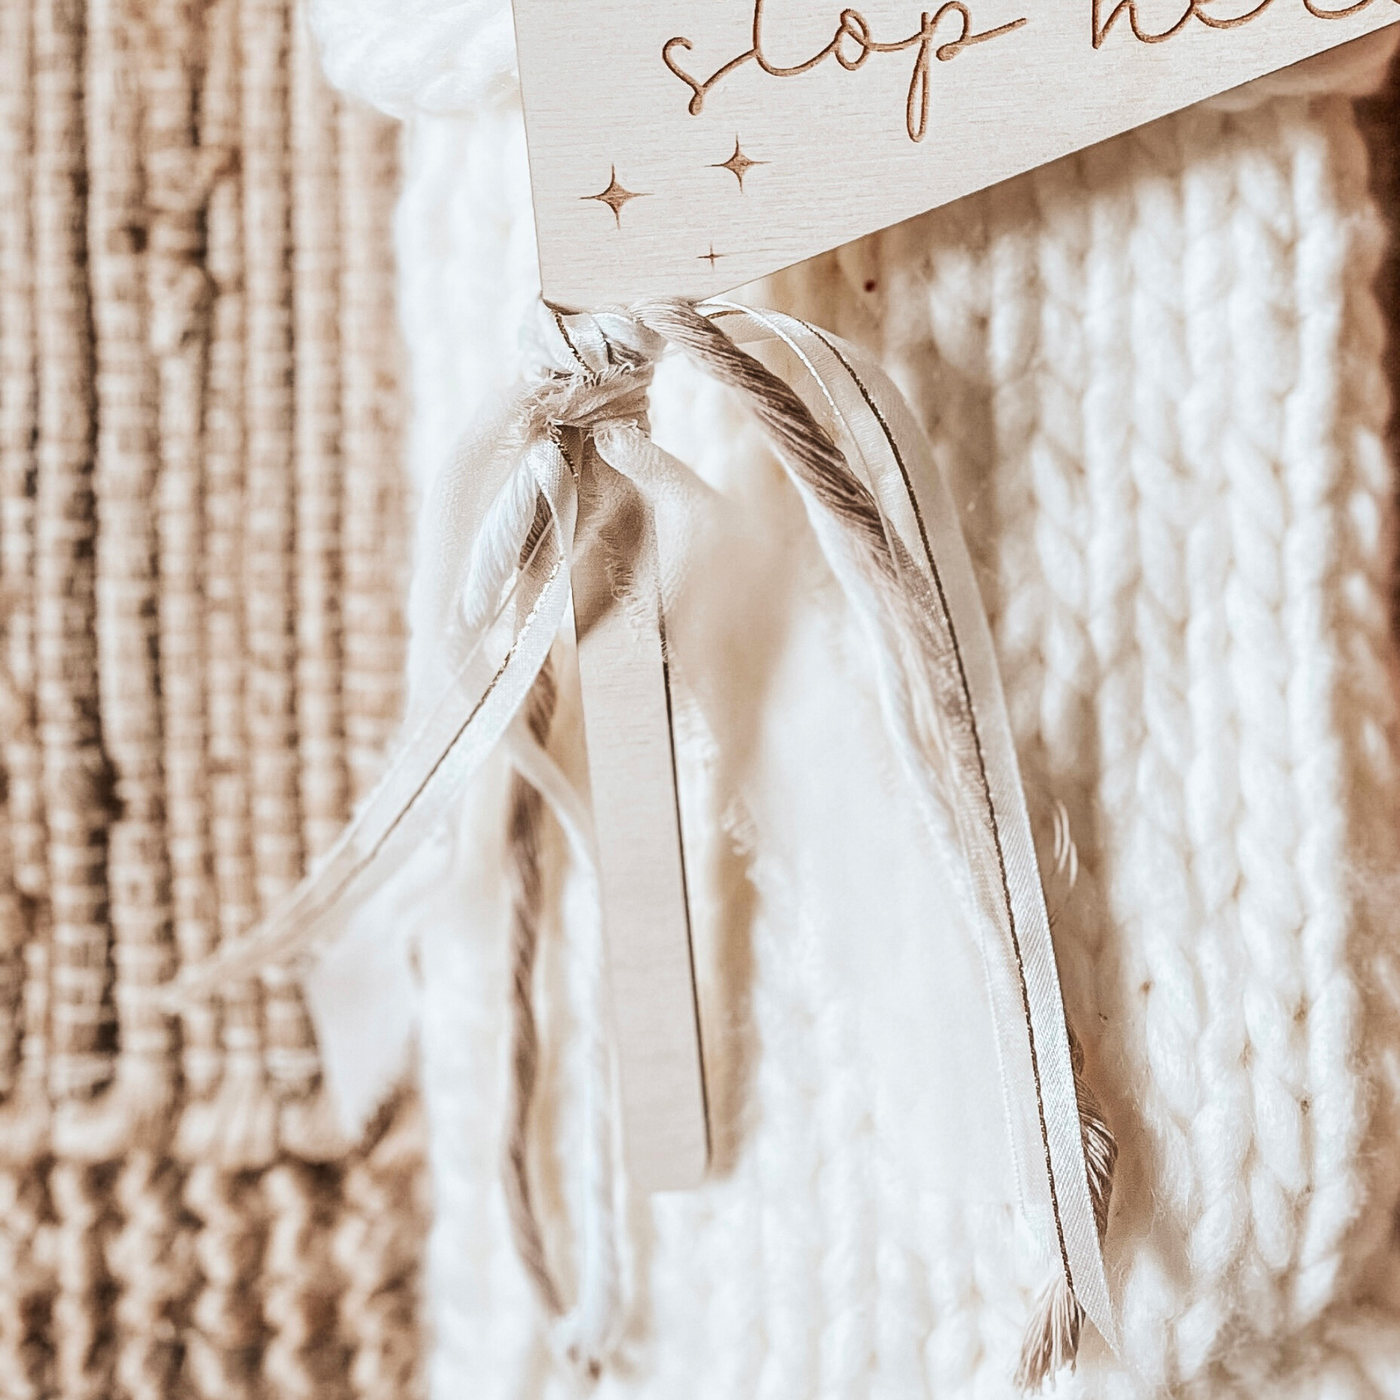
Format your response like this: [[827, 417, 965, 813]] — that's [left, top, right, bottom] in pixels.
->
[[0, 0, 424, 1395]]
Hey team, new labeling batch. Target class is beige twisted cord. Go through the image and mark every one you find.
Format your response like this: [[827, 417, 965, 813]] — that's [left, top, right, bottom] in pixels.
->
[[502, 659, 565, 1322], [0, 0, 423, 1394]]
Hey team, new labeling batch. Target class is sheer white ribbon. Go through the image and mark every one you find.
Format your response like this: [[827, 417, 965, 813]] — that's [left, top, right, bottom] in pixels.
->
[[714, 304, 1117, 1355]]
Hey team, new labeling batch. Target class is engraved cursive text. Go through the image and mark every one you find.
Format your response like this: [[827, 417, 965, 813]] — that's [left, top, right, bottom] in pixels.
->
[[1093, 0, 1397, 47], [663, 0, 1027, 143]]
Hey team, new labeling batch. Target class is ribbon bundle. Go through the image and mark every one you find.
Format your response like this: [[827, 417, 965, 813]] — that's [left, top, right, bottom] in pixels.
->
[[169, 298, 1116, 1386]]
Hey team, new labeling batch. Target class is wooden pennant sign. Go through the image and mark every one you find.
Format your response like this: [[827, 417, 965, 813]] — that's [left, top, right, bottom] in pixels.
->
[[511, 0, 1398, 308]]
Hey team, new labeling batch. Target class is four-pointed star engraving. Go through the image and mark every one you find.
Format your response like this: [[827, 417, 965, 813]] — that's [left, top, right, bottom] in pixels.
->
[[583, 165, 649, 226], [712, 137, 767, 192], [586, 142, 765, 266]]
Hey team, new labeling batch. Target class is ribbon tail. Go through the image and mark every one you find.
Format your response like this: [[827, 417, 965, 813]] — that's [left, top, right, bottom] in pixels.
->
[[164, 443, 579, 1004], [505, 715, 624, 1370], [704, 303, 1117, 1362]]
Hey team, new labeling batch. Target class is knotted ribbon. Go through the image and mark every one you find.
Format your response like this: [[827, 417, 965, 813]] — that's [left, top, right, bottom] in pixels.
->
[[167, 298, 1116, 1386]]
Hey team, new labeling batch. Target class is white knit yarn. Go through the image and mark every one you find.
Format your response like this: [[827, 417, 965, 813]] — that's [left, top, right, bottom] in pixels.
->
[[314, 8, 1400, 1396], [309, 0, 517, 116]]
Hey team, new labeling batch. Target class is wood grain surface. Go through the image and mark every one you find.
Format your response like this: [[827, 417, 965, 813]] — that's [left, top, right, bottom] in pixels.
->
[[513, 0, 1400, 306]]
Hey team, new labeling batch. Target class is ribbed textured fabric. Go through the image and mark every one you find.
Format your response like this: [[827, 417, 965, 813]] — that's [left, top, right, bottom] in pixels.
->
[[0, 0, 425, 1394], [316, 4, 1400, 1395]]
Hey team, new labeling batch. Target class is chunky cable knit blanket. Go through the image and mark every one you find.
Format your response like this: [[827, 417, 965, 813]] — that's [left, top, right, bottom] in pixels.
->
[[314, 3, 1400, 1395], [0, 0, 424, 1394]]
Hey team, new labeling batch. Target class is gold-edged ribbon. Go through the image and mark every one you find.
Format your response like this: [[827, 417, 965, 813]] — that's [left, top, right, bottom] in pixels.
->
[[714, 303, 1117, 1355]]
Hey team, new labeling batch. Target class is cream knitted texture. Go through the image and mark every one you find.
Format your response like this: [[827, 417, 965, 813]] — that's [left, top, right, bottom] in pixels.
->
[[317, 8, 1400, 1395], [809, 96, 1400, 1393]]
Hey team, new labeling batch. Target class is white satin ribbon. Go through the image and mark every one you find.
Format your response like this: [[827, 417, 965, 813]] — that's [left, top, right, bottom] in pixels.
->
[[163, 299, 1114, 1357]]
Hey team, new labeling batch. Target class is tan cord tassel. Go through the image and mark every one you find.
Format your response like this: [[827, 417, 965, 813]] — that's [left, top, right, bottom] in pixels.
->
[[501, 658, 566, 1321]]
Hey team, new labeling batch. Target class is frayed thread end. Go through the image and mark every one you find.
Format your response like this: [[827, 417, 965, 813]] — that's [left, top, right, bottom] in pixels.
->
[[1015, 1277, 1084, 1391], [1016, 1032, 1117, 1392]]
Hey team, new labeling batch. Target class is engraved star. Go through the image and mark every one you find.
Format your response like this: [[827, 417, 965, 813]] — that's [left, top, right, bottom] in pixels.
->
[[699, 244, 725, 269], [711, 137, 767, 192], [583, 166, 648, 227]]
